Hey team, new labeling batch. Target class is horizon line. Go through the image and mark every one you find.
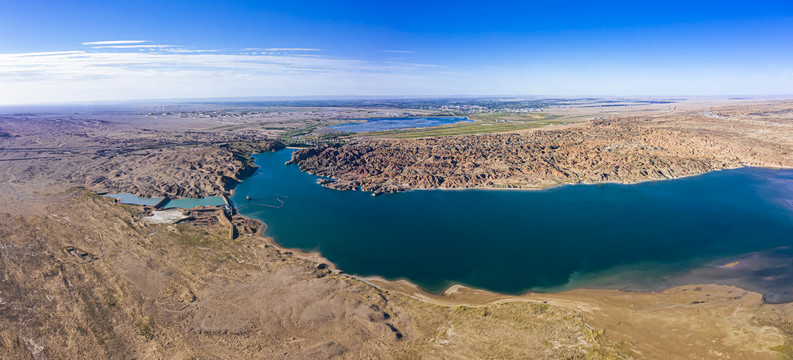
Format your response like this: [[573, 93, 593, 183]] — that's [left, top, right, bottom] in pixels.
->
[[1, 94, 791, 107]]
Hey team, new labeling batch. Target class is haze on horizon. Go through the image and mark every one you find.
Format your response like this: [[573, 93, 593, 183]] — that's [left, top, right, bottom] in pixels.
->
[[1, 0, 792, 105]]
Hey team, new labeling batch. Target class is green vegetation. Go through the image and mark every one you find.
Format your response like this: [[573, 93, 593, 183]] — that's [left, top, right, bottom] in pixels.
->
[[319, 131, 354, 140], [468, 112, 552, 122], [753, 317, 793, 358], [356, 113, 571, 138], [134, 317, 155, 340], [772, 342, 793, 359], [276, 120, 354, 146], [121, 218, 135, 229], [281, 122, 321, 138]]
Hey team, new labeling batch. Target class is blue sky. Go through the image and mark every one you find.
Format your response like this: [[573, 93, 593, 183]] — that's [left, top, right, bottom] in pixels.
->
[[0, 0, 792, 104]]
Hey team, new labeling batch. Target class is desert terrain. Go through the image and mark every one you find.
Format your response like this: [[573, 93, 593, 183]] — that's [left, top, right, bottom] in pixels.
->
[[1, 98, 793, 359], [289, 100, 793, 195]]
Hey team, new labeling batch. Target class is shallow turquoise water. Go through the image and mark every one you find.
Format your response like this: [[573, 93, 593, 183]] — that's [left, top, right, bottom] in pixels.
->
[[329, 116, 472, 132], [106, 193, 163, 206], [232, 150, 793, 296], [163, 196, 226, 209], [104, 194, 225, 208]]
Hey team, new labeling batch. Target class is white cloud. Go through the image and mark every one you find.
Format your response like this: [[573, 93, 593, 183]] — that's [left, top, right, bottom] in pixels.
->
[[10, 51, 85, 57], [243, 48, 321, 52], [0, 46, 451, 104], [91, 45, 176, 49], [165, 49, 219, 53], [82, 40, 149, 45], [384, 61, 442, 68], [1, 43, 789, 104], [384, 50, 415, 54]]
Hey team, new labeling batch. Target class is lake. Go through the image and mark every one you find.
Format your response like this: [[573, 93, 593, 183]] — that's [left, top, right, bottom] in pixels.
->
[[329, 116, 472, 132], [230, 150, 793, 300], [105, 193, 225, 208], [164, 196, 226, 209], [106, 193, 163, 206]]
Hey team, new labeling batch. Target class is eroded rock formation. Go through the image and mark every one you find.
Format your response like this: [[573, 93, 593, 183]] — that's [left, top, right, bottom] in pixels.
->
[[290, 105, 793, 194]]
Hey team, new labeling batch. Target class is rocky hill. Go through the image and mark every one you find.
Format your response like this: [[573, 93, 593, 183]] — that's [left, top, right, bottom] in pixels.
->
[[289, 103, 793, 195]]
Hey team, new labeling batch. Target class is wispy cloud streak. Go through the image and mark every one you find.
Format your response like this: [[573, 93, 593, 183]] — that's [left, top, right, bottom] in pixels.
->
[[91, 45, 176, 49], [82, 40, 149, 45], [0, 44, 452, 104], [244, 48, 321, 51]]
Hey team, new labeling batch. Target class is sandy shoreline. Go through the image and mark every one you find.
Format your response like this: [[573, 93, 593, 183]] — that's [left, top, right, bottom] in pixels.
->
[[234, 216, 793, 358], [235, 149, 793, 306], [239, 205, 789, 307], [250, 218, 340, 273]]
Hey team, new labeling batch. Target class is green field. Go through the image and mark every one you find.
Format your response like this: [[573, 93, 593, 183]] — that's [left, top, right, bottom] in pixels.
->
[[354, 112, 572, 138]]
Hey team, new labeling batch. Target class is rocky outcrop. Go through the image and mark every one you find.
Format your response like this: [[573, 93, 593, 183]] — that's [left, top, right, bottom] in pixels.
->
[[0, 114, 285, 202], [83, 141, 284, 198], [289, 106, 793, 194], [286, 147, 321, 165]]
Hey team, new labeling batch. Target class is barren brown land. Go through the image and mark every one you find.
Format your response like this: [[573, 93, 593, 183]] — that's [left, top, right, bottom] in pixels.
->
[[1, 99, 793, 359], [290, 101, 793, 195]]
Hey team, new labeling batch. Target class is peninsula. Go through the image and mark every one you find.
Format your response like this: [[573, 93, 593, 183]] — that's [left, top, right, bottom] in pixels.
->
[[289, 101, 793, 195]]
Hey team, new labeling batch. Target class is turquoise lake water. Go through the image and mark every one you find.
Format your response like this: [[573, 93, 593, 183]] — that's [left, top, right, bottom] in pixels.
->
[[105, 194, 225, 208], [163, 196, 226, 209], [329, 116, 472, 132], [106, 193, 163, 206], [228, 150, 793, 299]]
